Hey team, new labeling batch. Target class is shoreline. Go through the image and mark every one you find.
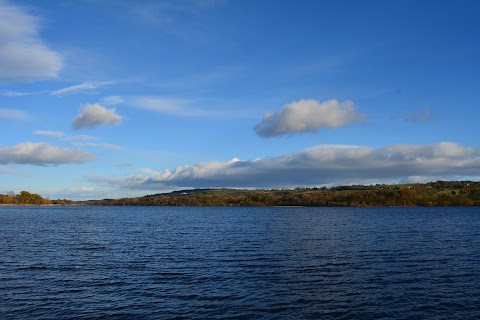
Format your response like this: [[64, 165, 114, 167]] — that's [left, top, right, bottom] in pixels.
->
[[0, 204, 67, 207]]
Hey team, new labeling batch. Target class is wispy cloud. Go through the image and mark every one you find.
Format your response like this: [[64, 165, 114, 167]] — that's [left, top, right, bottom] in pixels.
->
[[116, 162, 134, 168], [130, 96, 247, 117], [1, 90, 37, 97], [62, 135, 97, 142], [404, 107, 434, 123], [43, 186, 103, 201], [130, 0, 226, 30], [34, 130, 99, 142], [156, 66, 243, 90], [0, 108, 29, 121], [136, 168, 161, 176], [0, 164, 19, 175], [131, 97, 190, 114], [279, 52, 359, 78], [81, 142, 122, 150], [33, 131, 119, 149], [51, 81, 114, 96], [34, 130, 65, 139], [0, 0, 62, 82], [100, 95, 124, 106], [90, 142, 480, 190], [73, 103, 123, 129], [255, 99, 367, 137], [2, 82, 113, 97], [0, 142, 94, 166]]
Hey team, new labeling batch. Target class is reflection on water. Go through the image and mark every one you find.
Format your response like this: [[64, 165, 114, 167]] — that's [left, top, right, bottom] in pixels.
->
[[1, 206, 480, 319]]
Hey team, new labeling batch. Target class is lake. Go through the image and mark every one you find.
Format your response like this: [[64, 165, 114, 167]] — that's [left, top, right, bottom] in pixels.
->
[[1, 206, 479, 319]]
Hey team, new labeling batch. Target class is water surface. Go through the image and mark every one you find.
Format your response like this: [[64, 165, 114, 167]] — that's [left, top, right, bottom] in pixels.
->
[[1, 206, 479, 319]]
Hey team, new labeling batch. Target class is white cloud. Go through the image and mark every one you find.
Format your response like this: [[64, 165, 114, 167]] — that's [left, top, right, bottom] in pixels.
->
[[0, 0, 62, 82], [255, 99, 366, 137], [34, 130, 65, 139], [73, 103, 122, 129], [91, 142, 480, 190], [0, 142, 94, 166], [0, 108, 29, 120], [51, 81, 114, 96]]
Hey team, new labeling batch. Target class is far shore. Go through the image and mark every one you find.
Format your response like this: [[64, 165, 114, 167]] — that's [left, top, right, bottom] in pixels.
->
[[0, 204, 73, 207]]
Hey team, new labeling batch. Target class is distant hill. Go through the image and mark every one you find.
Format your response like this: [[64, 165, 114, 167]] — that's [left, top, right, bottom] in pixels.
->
[[78, 181, 480, 207]]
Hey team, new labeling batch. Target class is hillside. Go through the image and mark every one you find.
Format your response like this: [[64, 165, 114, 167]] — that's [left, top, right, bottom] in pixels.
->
[[79, 181, 480, 207]]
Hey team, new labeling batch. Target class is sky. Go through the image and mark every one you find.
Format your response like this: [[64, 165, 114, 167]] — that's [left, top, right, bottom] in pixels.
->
[[1, 0, 480, 200]]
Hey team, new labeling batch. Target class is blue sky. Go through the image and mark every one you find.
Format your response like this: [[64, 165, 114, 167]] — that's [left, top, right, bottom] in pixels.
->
[[1, 0, 480, 200]]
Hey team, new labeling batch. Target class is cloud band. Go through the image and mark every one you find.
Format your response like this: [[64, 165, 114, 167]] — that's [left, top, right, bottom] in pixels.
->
[[91, 142, 480, 190]]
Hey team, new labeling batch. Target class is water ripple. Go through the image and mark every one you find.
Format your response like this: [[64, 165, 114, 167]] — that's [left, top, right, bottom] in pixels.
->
[[0, 206, 480, 319]]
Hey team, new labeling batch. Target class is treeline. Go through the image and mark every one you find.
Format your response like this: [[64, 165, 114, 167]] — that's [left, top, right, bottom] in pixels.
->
[[81, 181, 480, 207], [0, 191, 72, 205]]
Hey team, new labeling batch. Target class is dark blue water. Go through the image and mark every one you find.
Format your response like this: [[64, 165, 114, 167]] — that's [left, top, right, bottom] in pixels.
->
[[1, 206, 480, 319]]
